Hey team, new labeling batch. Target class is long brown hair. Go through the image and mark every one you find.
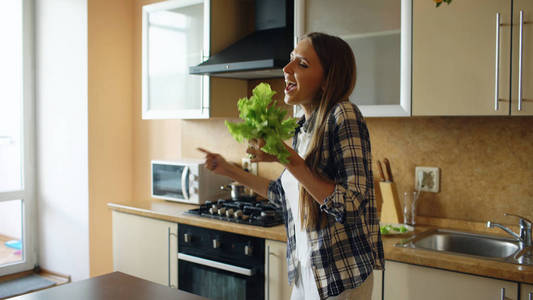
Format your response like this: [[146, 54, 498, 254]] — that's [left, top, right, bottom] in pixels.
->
[[299, 32, 357, 230]]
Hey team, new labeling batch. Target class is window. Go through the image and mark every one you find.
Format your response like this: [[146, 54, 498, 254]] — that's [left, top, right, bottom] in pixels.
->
[[0, 0, 37, 276]]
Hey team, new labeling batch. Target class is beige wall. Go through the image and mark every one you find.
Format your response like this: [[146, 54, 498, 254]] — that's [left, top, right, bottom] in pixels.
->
[[88, 0, 134, 277]]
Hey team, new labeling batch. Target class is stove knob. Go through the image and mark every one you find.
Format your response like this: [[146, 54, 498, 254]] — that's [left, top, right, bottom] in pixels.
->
[[184, 233, 191, 243], [218, 207, 226, 216], [234, 210, 243, 219], [226, 208, 234, 218], [261, 210, 276, 217], [212, 239, 220, 249], [209, 207, 216, 215], [244, 243, 253, 256]]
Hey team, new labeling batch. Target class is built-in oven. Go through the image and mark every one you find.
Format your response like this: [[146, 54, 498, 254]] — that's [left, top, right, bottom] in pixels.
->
[[178, 224, 265, 300]]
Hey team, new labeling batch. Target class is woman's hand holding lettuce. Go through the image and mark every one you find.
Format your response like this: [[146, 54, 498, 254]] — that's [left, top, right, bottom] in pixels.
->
[[225, 83, 298, 164]]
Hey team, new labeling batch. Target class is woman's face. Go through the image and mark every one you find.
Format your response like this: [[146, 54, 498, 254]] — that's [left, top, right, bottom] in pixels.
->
[[283, 38, 325, 108]]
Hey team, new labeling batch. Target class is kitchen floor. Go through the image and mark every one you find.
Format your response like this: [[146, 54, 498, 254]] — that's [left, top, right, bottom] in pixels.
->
[[0, 234, 22, 266]]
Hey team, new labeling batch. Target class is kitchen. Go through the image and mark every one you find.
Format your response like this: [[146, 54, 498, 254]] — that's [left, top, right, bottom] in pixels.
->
[[1, 0, 532, 299]]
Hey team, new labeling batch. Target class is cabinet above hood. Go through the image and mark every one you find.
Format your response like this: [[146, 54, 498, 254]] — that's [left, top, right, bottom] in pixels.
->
[[189, 0, 293, 79]]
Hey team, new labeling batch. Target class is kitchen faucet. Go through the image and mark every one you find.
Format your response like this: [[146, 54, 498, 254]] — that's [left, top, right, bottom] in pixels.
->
[[487, 213, 532, 257]]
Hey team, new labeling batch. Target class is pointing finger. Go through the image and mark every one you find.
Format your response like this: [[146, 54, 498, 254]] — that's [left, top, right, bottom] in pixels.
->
[[197, 147, 212, 155]]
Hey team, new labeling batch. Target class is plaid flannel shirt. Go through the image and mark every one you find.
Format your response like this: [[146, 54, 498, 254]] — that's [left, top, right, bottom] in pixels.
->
[[267, 101, 384, 299]]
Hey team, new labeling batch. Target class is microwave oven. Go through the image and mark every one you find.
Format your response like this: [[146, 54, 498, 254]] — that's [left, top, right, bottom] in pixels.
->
[[151, 159, 232, 204]]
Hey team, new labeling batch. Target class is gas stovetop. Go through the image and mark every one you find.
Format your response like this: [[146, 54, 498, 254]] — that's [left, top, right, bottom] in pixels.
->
[[186, 198, 284, 227]]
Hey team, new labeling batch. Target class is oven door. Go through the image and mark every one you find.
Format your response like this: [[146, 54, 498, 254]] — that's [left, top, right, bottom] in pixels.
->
[[178, 253, 263, 300]]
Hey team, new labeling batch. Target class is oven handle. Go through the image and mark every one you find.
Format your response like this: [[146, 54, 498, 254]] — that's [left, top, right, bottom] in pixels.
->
[[178, 253, 255, 277]]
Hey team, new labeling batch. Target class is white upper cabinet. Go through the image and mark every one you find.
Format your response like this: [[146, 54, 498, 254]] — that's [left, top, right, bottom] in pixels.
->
[[142, 0, 210, 119], [294, 0, 412, 117], [412, 0, 533, 116], [412, 0, 510, 116]]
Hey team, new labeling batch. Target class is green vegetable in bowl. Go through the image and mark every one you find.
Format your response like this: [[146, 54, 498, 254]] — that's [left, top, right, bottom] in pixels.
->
[[380, 224, 409, 234], [380, 226, 391, 235], [225, 83, 299, 164]]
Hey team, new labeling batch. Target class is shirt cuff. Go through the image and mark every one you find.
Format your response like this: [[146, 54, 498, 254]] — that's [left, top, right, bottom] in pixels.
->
[[320, 184, 346, 223]]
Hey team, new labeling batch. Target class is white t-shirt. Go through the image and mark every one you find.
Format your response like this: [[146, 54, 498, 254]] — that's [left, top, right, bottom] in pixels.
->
[[281, 130, 313, 266], [280, 129, 322, 300]]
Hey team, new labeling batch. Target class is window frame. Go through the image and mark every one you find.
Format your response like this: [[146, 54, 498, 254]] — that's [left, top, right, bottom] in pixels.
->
[[0, 0, 38, 276]]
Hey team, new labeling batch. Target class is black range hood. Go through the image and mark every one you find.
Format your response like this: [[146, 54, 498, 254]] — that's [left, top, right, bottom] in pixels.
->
[[189, 0, 293, 79]]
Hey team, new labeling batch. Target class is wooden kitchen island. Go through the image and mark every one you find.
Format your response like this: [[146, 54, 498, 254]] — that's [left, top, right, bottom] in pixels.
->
[[9, 272, 206, 300]]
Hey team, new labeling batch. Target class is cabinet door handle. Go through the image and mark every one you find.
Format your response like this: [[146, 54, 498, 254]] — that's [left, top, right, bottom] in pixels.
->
[[168, 227, 171, 287], [495, 12, 501, 111], [500, 287, 505, 300], [167, 227, 177, 288], [529, 291, 532, 300], [518, 10, 525, 111], [266, 245, 270, 300]]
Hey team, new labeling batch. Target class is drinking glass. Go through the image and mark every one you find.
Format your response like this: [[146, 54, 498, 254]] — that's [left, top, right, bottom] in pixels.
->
[[403, 191, 418, 225]]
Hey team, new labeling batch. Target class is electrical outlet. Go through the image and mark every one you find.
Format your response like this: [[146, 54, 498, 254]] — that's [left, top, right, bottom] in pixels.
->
[[241, 157, 258, 175], [415, 166, 440, 193]]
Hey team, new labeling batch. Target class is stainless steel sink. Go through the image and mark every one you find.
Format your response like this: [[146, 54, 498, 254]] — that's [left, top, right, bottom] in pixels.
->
[[396, 228, 531, 265]]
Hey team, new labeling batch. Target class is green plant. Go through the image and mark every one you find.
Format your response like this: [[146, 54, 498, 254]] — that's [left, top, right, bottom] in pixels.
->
[[434, 0, 452, 7], [225, 83, 298, 164]]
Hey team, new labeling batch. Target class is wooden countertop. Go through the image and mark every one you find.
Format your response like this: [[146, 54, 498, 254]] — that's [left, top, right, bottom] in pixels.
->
[[10, 272, 206, 300], [108, 201, 533, 284], [108, 200, 286, 242]]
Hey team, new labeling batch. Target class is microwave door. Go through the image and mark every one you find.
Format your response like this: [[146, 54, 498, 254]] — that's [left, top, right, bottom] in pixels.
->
[[181, 166, 190, 200], [153, 164, 188, 200]]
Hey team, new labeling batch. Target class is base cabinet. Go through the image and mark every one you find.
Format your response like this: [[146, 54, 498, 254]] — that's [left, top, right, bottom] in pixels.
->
[[265, 239, 291, 300], [372, 269, 383, 300], [112, 211, 177, 288], [521, 283, 533, 300], [384, 261, 518, 300]]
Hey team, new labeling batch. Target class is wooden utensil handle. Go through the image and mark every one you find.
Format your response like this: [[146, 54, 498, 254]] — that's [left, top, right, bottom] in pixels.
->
[[383, 158, 394, 182], [377, 160, 386, 182]]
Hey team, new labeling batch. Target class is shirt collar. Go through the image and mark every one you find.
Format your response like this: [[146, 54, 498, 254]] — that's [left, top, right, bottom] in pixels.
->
[[299, 109, 317, 134]]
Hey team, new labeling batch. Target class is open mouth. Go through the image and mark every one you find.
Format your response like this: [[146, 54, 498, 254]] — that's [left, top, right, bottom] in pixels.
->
[[285, 81, 297, 93]]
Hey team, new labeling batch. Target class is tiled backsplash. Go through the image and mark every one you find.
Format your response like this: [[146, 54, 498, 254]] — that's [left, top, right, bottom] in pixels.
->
[[367, 116, 533, 224]]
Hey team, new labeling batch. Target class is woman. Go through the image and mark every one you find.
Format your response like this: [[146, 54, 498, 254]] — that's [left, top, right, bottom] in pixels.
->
[[198, 32, 383, 300]]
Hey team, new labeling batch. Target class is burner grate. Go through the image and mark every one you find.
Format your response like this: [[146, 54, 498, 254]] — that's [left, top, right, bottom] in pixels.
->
[[186, 199, 284, 227]]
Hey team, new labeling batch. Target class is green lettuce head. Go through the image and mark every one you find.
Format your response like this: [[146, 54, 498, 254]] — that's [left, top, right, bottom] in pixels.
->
[[225, 83, 298, 164]]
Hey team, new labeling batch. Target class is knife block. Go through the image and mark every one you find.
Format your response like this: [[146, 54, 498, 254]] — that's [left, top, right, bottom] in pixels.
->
[[378, 181, 402, 224]]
